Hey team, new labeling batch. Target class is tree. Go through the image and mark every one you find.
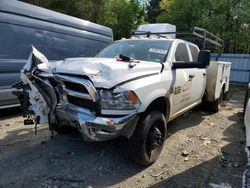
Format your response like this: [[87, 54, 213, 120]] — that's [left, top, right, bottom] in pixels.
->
[[23, 0, 145, 40], [145, 0, 161, 23], [98, 0, 145, 39], [157, 0, 250, 53], [22, 0, 250, 53]]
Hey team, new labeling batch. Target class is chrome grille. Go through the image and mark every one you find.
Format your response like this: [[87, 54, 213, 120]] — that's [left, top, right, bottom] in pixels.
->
[[55, 74, 98, 112], [67, 95, 95, 111]]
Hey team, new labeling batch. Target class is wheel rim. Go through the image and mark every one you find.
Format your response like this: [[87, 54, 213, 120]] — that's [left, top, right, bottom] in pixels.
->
[[146, 121, 164, 159]]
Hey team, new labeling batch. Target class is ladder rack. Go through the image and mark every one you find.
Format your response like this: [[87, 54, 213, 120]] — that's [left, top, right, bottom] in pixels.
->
[[131, 27, 224, 60]]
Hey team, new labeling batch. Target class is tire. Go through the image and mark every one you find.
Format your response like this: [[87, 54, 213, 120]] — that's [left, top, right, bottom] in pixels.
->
[[223, 91, 229, 101], [50, 123, 76, 134], [128, 111, 167, 166], [211, 90, 223, 113], [244, 83, 250, 114]]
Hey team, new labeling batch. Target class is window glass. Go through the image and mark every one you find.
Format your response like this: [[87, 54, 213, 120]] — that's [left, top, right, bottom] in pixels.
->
[[0, 23, 107, 60], [0, 23, 51, 59], [97, 40, 172, 63], [175, 43, 190, 62], [0, 23, 16, 59], [52, 32, 107, 60], [189, 44, 199, 61]]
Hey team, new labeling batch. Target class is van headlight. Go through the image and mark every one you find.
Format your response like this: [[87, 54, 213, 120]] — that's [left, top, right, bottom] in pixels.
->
[[99, 90, 140, 110]]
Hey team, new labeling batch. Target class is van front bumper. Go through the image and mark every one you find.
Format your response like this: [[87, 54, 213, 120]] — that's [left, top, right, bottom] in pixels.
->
[[55, 105, 139, 141]]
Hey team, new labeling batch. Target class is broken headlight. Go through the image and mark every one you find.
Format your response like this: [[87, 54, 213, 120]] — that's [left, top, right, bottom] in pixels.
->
[[99, 90, 140, 110]]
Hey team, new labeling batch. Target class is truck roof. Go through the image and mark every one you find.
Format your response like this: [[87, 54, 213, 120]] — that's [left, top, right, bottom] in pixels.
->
[[0, 0, 113, 38]]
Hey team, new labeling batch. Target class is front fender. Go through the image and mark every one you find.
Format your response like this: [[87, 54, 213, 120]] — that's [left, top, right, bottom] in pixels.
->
[[115, 70, 173, 113], [138, 88, 170, 113]]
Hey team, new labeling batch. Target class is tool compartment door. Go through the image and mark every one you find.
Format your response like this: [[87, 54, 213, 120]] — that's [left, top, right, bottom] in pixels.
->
[[206, 61, 231, 102]]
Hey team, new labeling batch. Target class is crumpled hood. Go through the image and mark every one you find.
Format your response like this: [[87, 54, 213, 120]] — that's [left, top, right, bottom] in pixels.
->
[[55, 57, 161, 88]]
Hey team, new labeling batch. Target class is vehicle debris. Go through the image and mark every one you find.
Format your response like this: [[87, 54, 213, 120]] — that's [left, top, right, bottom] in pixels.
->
[[150, 171, 164, 178], [203, 139, 211, 146], [182, 150, 189, 157], [184, 157, 189, 161]]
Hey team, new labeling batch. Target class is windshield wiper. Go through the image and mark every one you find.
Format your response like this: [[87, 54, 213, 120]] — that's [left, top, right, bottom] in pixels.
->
[[119, 54, 132, 62], [118, 54, 140, 68]]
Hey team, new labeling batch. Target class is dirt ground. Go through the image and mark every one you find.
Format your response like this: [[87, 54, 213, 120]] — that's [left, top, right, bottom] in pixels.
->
[[0, 85, 247, 188]]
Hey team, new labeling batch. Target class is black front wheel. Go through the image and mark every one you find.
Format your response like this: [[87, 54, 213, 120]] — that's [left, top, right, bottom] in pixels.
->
[[128, 111, 167, 166]]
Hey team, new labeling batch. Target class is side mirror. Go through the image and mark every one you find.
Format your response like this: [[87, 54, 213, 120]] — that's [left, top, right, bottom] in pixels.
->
[[172, 50, 211, 69], [198, 50, 210, 67]]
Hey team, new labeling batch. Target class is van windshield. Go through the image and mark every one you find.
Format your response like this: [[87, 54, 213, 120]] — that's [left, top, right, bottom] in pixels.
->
[[97, 39, 172, 63]]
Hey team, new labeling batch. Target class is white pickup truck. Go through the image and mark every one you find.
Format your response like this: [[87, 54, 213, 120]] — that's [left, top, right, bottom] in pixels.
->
[[15, 24, 231, 166]]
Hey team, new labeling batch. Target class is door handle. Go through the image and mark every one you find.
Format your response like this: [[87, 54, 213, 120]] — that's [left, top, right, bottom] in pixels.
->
[[203, 73, 207, 76], [189, 74, 195, 79]]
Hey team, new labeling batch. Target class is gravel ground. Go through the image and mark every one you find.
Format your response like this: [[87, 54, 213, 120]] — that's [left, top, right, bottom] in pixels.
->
[[0, 85, 246, 188]]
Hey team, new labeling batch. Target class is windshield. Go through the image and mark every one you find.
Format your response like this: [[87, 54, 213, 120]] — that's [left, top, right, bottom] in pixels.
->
[[97, 39, 172, 63]]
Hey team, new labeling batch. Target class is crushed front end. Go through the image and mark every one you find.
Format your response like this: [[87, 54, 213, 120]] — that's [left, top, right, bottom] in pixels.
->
[[14, 47, 139, 141]]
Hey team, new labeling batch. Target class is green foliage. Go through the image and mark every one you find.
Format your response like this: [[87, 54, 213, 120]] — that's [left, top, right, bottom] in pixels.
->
[[22, 0, 250, 53], [157, 0, 250, 53], [23, 0, 145, 40], [98, 0, 145, 39], [145, 0, 161, 23]]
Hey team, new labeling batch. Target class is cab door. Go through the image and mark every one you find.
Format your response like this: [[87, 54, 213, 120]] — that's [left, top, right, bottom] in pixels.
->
[[187, 44, 207, 104], [170, 42, 206, 117]]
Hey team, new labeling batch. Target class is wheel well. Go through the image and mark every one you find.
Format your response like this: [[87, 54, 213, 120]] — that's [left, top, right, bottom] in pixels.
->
[[144, 97, 170, 120]]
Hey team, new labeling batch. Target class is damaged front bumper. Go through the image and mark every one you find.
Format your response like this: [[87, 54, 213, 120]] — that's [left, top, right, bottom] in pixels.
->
[[14, 47, 139, 142], [55, 104, 138, 141]]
